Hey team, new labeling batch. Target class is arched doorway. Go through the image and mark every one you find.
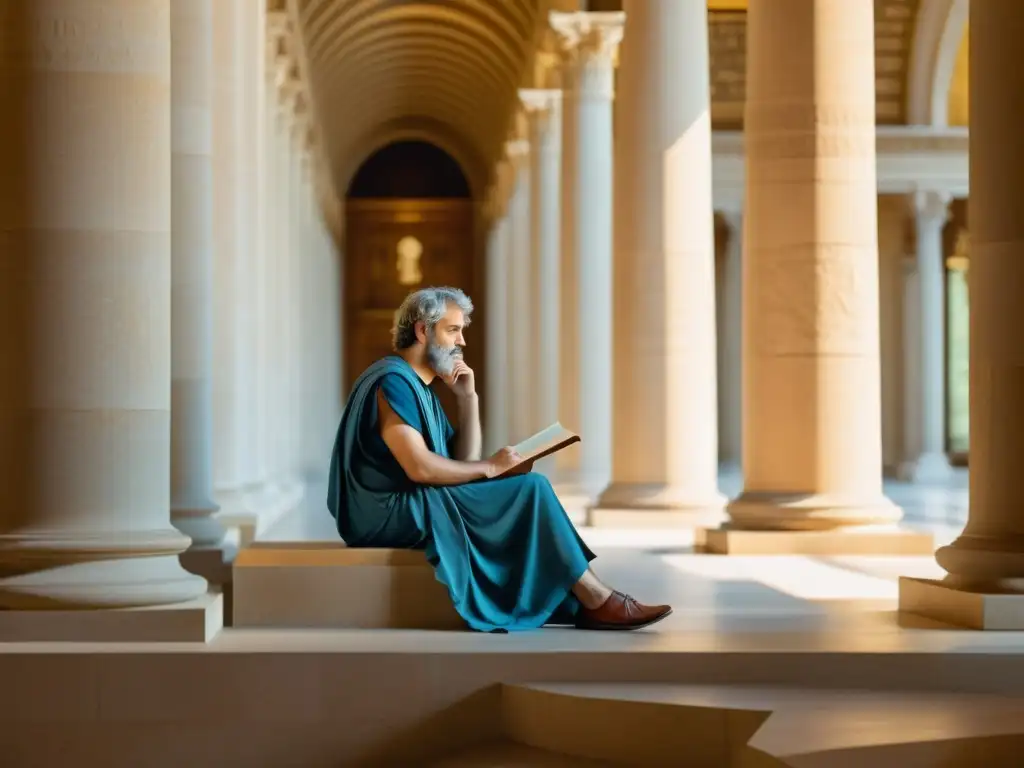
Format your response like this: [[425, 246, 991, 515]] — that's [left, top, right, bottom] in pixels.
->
[[343, 140, 478, 422]]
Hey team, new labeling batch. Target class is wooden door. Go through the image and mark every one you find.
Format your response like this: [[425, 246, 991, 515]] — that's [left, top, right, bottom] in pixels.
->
[[344, 198, 478, 425]]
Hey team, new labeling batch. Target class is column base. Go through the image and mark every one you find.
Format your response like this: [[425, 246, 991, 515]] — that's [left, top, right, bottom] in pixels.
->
[[180, 543, 238, 585], [725, 489, 904, 530], [0, 590, 223, 642], [899, 576, 1024, 630], [0, 553, 208, 610], [698, 524, 935, 555], [589, 482, 727, 528]]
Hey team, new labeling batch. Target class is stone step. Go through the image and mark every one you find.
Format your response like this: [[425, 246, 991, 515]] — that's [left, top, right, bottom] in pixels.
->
[[500, 683, 1024, 767], [232, 543, 464, 629]]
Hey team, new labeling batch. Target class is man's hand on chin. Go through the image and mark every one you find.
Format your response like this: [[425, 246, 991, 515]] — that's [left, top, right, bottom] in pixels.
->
[[444, 359, 476, 399]]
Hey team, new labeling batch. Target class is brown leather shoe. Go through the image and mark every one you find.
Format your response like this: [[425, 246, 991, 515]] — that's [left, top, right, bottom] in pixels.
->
[[575, 591, 672, 631]]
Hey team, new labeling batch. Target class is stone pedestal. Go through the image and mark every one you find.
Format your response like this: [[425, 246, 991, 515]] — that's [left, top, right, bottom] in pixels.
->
[[0, 0, 214, 635], [592, 0, 725, 525], [550, 11, 622, 505], [704, 0, 925, 555], [900, 0, 1024, 629]]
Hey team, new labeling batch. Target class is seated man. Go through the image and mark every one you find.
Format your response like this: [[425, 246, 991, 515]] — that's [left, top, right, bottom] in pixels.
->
[[327, 286, 672, 633]]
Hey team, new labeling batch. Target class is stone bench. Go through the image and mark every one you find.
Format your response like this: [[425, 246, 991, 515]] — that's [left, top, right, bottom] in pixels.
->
[[232, 542, 464, 630]]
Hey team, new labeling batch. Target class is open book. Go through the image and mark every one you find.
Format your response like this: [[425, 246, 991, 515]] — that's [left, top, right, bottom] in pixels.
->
[[495, 422, 581, 479]]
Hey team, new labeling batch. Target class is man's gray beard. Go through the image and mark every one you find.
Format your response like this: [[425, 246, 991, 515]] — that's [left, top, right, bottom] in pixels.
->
[[425, 336, 461, 377]]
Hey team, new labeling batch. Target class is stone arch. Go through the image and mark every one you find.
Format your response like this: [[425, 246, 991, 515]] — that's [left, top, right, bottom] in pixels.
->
[[337, 119, 488, 201], [905, 0, 967, 125], [347, 141, 471, 200]]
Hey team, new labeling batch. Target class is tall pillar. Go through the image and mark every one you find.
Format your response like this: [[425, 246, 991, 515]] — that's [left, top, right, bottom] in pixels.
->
[[234, 1, 271, 544], [901, 191, 953, 483], [520, 88, 563, 451], [550, 11, 622, 502], [717, 208, 744, 472], [505, 137, 532, 443], [900, 1, 1024, 629], [284, 102, 305, 488], [212, 0, 251, 526], [170, 0, 228, 578], [484, 159, 514, 455], [592, 0, 723, 522], [706, 0, 930, 555], [0, 1, 210, 614]]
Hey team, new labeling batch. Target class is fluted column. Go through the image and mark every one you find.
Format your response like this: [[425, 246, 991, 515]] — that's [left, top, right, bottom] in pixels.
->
[[717, 208, 744, 471], [710, 0, 926, 555], [505, 138, 532, 443], [520, 88, 563, 451], [901, 190, 953, 483], [594, 0, 723, 518], [484, 159, 514, 455], [550, 11, 622, 501], [0, 0, 208, 608], [933, 0, 1024, 591], [170, 0, 227, 576]]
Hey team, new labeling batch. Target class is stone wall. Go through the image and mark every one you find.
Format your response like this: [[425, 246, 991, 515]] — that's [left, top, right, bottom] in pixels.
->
[[708, 0, 919, 129]]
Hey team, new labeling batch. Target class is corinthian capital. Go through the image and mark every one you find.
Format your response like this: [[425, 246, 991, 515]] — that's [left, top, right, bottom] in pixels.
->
[[549, 11, 625, 61], [519, 88, 561, 116]]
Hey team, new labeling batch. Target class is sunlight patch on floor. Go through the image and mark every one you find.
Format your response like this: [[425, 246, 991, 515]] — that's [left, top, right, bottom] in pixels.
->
[[660, 554, 941, 601]]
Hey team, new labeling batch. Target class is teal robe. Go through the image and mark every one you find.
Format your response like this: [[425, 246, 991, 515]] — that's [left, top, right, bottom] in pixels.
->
[[327, 356, 595, 632]]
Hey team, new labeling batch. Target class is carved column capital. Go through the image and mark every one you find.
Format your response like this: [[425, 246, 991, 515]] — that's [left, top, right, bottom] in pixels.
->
[[519, 88, 562, 136], [549, 11, 625, 61], [549, 12, 624, 100], [911, 189, 953, 227]]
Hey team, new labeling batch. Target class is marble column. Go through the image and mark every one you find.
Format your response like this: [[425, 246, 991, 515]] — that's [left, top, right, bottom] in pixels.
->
[[285, 106, 305, 487], [520, 88, 563, 453], [594, 0, 723, 519], [550, 11, 622, 501], [212, 0, 250, 526], [0, 0, 208, 608], [717, 208, 744, 472], [505, 137, 532, 443], [901, 190, 953, 483], [916, 0, 1024, 612], [170, 0, 228, 576], [484, 159, 514, 455], [236, 3, 271, 542], [709, 0, 926, 554]]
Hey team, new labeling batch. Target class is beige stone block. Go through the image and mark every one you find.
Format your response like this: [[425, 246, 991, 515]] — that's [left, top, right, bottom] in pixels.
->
[[899, 577, 1024, 630], [0, 590, 222, 643], [232, 544, 464, 629], [698, 527, 934, 556]]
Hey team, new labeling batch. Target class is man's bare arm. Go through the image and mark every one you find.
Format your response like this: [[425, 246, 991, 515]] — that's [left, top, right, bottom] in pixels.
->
[[452, 393, 482, 461], [378, 389, 493, 485]]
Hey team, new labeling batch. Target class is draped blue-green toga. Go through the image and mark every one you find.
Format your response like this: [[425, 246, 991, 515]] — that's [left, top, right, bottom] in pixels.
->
[[327, 356, 595, 632]]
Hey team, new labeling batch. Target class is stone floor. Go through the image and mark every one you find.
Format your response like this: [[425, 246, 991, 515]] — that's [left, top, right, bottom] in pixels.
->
[[227, 466, 1024, 657]]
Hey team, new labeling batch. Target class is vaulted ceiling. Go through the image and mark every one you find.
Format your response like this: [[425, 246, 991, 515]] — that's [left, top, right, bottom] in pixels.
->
[[291, 0, 970, 200], [296, 0, 575, 196]]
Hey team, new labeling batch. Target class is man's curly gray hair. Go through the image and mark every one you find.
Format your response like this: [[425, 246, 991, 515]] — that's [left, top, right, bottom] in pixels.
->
[[391, 286, 474, 351]]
